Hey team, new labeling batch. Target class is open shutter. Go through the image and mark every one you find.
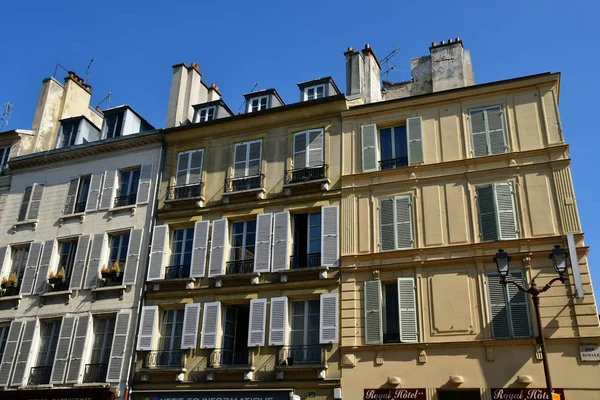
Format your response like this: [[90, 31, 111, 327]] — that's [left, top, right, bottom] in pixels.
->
[[486, 273, 511, 339], [271, 212, 290, 272], [406, 117, 424, 164], [85, 233, 106, 289], [233, 143, 248, 178], [200, 301, 221, 349], [17, 186, 32, 221], [123, 228, 143, 285], [136, 163, 153, 205], [477, 185, 499, 242], [470, 109, 488, 157], [99, 170, 117, 210], [0, 246, 8, 278], [34, 239, 55, 294], [248, 141, 262, 176], [321, 205, 339, 267], [268, 296, 288, 346], [136, 306, 158, 351], [176, 151, 191, 186], [380, 198, 396, 251], [69, 235, 91, 290], [64, 178, 79, 215], [398, 277, 418, 343], [248, 299, 267, 347], [308, 129, 324, 167], [147, 225, 167, 281], [27, 183, 44, 220], [106, 311, 131, 382], [395, 196, 413, 249], [364, 280, 383, 345], [254, 213, 273, 273], [182, 303, 201, 350], [208, 219, 227, 277], [0, 320, 23, 386], [361, 124, 378, 172], [319, 293, 338, 344], [507, 271, 532, 338], [19, 242, 42, 295], [11, 319, 37, 387], [293, 131, 307, 169], [86, 173, 103, 212], [486, 106, 507, 155], [51, 315, 76, 384], [65, 314, 90, 383], [494, 183, 518, 240], [188, 150, 204, 184], [190, 221, 209, 278]]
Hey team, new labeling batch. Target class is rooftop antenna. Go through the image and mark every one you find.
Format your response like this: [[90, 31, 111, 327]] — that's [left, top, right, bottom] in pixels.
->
[[0, 103, 13, 131], [237, 82, 259, 113], [381, 45, 399, 82], [85, 57, 94, 83], [95, 92, 112, 111]]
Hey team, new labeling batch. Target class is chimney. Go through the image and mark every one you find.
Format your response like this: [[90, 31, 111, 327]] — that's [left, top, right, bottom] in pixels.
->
[[429, 38, 474, 92], [344, 47, 363, 98], [361, 44, 382, 103]]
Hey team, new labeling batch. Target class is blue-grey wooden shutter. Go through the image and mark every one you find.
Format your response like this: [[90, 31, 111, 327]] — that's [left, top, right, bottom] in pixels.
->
[[99, 170, 117, 210], [477, 185, 499, 242], [10, 319, 37, 386], [398, 277, 418, 343], [321, 206, 339, 267], [176, 151, 191, 186], [136, 163, 153, 205], [106, 310, 131, 382], [494, 182, 518, 240], [66, 314, 90, 383], [268, 296, 287, 346], [123, 228, 143, 285], [17, 186, 32, 221], [319, 293, 338, 344], [69, 235, 91, 290], [361, 124, 378, 172], [470, 109, 488, 157], [233, 143, 248, 179], [208, 219, 227, 277], [182, 303, 201, 350], [380, 198, 396, 251], [19, 242, 42, 295], [293, 131, 307, 169], [486, 272, 512, 339], [51, 315, 76, 384], [200, 301, 221, 349], [395, 196, 413, 250], [247, 299, 267, 347], [271, 212, 290, 272], [486, 105, 507, 155], [507, 271, 532, 338], [254, 213, 273, 273], [364, 280, 382, 345], [85, 173, 103, 212], [0, 320, 23, 386], [26, 183, 44, 220], [34, 239, 55, 294], [147, 225, 167, 281], [190, 221, 209, 278], [406, 117, 424, 164], [64, 178, 79, 215], [84, 233, 106, 289]]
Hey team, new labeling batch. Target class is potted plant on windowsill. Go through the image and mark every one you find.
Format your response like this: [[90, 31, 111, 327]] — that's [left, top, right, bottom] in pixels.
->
[[100, 265, 110, 279], [48, 271, 58, 285], [0, 276, 9, 289], [56, 266, 66, 283], [110, 262, 121, 278]]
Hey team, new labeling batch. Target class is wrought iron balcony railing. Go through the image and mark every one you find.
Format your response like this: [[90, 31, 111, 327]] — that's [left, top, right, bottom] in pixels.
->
[[209, 348, 251, 367], [83, 363, 108, 383], [276, 345, 325, 366], [226, 259, 254, 275], [114, 193, 137, 208], [28, 365, 52, 385], [143, 350, 185, 369], [290, 253, 321, 269], [379, 157, 408, 171], [164, 264, 191, 279], [47, 277, 70, 292], [224, 174, 264, 193], [285, 165, 328, 184], [167, 182, 204, 200], [74, 201, 87, 213]]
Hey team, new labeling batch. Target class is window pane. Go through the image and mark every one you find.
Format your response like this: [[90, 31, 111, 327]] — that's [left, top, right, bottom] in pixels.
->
[[120, 171, 131, 195], [379, 128, 393, 162], [384, 283, 400, 343], [393, 126, 408, 159]]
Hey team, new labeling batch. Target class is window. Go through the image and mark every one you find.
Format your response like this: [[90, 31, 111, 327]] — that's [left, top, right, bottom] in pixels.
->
[[221, 305, 249, 365], [228, 221, 256, 274], [17, 183, 44, 222], [166, 228, 194, 279], [248, 96, 268, 113], [0, 324, 9, 361], [486, 271, 531, 339], [75, 176, 91, 213], [291, 213, 321, 269], [0, 146, 10, 174], [104, 112, 124, 139], [476, 183, 518, 242], [469, 105, 507, 157], [84, 317, 115, 383], [172, 149, 204, 200], [108, 233, 129, 269], [195, 107, 216, 122], [290, 129, 326, 183], [50, 240, 77, 292], [379, 125, 408, 170], [5, 245, 29, 295], [31, 320, 61, 385], [289, 300, 320, 363], [379, 196, 413, 251], [153, 309, 184, 368], [115, 168, 140, 207], [229, 140, 262, 192], [58, 120, 79, 148], [304, 85, 325, 101]]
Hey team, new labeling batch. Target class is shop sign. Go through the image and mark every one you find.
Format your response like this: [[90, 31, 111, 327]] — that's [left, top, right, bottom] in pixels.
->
[[364, 389, 426, 400], [133, 391, 291, 400], [579, 344, 600, 361], [491, 388, 565, 400]]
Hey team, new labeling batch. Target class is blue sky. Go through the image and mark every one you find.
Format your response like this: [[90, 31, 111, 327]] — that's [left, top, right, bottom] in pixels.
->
[[1, 0, 599, 293]]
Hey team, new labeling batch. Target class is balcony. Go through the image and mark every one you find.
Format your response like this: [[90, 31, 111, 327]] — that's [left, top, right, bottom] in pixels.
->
[[290, 253, 321, 270], [28, 366, 52, 385], [225, 259, 254, 275], [164, 264, 191, 279], [379, 157, 408, 171], [83, 363, 108, 383], [167, 182, 204, 201], [143, 350, 185, 370], [222, 175, 265, 202], [283, 165, 329, 194], [74, 200, 87, 214], [208, 349, 252, 368], [114, 193, 137, 208], [276, 346, 326, 367]]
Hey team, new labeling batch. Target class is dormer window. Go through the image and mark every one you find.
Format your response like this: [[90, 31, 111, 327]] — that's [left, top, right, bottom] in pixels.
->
[[297, 77, 341, 102], [105, 112, 124, 139], [101, 106, 154, 138], [304, 85, 325, 101], [194, 106, 216, 123], [248, 96, 269, 113], [60, 120, 79, 148], [56, 117, 101, 149]]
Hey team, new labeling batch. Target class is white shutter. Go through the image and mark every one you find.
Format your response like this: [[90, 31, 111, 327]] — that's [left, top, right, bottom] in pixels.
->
[[182, 303, 201, 350], [147, 225, 167, 281], [321, 205, 339, 267], [99, 170, 117, 210], [136, 163, 153, 205], [395, 196, 413, 249], [136, 306, 158, 351], [397, 278, 418, 343], [247, 141, 262, 176], [248, 299, 267, 347], [268, 296, 288, 346], [51, 315, 76, 384], [271, 212, 290, 272], [123, 228, 143, 285], [364, 280, 383, 345], [34, 239, 55, 295], [85, 173, 103, 212], [84, 233, 106, 289], [233, 143, 248, 178], [494, 182, 518, 240], [361, 124, 378, 172], [64, 177, 79, 215], [200, 301, 221, 349], [106, 311, 131, 382], [69, 235, 91, 290], [486, 106, 507, 155], [470, 109, 488, 157], [19, 241, 42, 295], [10, 319, 37, 386], [254, 213, 273, 273], [66, 314, 91, 383], [293, 131, 307, 169], [190, 221, 209, 278], [176, 151, 191, 186], [319, 293, 338, 344], [307, 129, 324, 167], [406, 117, 424, 164], [208, 219, 227, 277], [0, 320, 23, 386], [188, 150, 204, 184], [26, 183, 44, 220]]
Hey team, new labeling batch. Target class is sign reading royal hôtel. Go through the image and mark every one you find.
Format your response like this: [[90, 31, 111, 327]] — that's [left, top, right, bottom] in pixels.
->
[[364, 389, 426, 400], [491, 389, 564, 400]]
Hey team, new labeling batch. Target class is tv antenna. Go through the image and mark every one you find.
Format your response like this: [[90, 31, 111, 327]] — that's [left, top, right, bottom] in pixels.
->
[[0, 103, 13, 131], [238, 82, 258, 113], [85, 57, 94, 83], [96, 92, 112, 110], [381, 45, 399, 81]]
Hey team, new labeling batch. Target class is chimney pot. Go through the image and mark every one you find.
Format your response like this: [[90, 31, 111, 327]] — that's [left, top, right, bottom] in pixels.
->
[[432, 42, 437, 47], [448, 38, 452, 43], [96, 105, 101, 111], [365, 43, 371, 49], [347, 47, 353, 52], [440, 40, 445, 45], [455, 37, 460, 42]]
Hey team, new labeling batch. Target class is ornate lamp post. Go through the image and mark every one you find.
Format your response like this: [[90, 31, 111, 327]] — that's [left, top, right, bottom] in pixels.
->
[[494, 245, 569, 398]]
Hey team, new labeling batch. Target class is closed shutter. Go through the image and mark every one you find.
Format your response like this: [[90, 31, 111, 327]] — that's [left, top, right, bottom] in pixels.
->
[[397, 277, 418, 343], [293, 131, 307, 169], [477, 185, 499, 242], [248, 141, 262, 176], [364, 280, 382, 345], [268, 296, 288, 346], [254, 213, 273, 273], [85, 173, 103, 212], [181, 303, 201, 350], [123, 228, 143, 285], [507, 271, 532, 338], [136, 163, 153, 205], [84, 233, 106, 289], [190, 221, 209, 278], [208, 219, 227, 277], [321, 205, 339, 267], [64, 178, 79, 215], [136, 306, 158, 351], [271, 212, 290, 272], [406, 117, 424, 164], [233, 143, 248, 178], [308, 129, 324, 167], [27, 183, 44, 220], [486, 106, 507, 155], [470, 109, 488, 157], [495, 183, 518, 240], [176, 151, 191, 186], [65, 314, 90, 383], [319, 293, 338, 344], [99, 170, 117, 210], [200, 301, 221, 349], [486, 273, 511, 339], [10, 319, 37, 386], [147, 225, 167, 281], [17, 186, 32, 221], [188, 150, 204, 184], [50, 315, 76, 384], [19, 242, 42, 295], [34, 239, 55, 294], [0, 320, 23, 386], [361, 124, 378, 172], [380, 198, 396, 251], [69, 235, 91, 290], [247, 299, 267, 347], [106, 311, 131, 382], [395, 196, 413, 249]]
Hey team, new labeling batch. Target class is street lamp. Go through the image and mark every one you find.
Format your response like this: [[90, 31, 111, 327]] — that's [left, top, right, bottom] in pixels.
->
[[494, 246, 568, 398]]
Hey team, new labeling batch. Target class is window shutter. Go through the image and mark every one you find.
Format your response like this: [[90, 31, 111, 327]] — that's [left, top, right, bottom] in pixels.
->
[[208, 219, 227, 277], [507, 271, 532, 338], [486, 106, 507, 155], [321, 205, 339, 267], [268, 296, 288, 346], [271, 211, 290, 272], [361, 124, 378, 172], [470, 109, 488, 157], [84, 233, 106, 289], [406, 117, 424, 164], [99, 170, 117, 210], [0, 246, 8, 276], [64, 178, 80, 215], [176, 151, 191, 186], [181, 303, 201, 350], [147, 225, 167, 281], [65, 314, 90, 383], [10, 319, 37, 387], [319, 293, 339, 344], [308, 129, 324, 167], [34, 239, 55, 295], [254, 213, 273, 273], [233, 143, 248, 178], [85, 173, 103, 212], [486, 273, 511, 339], [200, 301, 221, 349], [19, 242, 42, 295], [26, 183, 44, 220], [136, 306, 158, 351], [106, 310, 131, 382], [379, 198, 396, 251], [248, 141, 262, 176], [0, 320, 23, 386], [136, 163, 153, 205], [397, 277, 418, 343], [293, 131, 307, 169], [494, 183, 518, 240], [123, 228, 143, 285], [51, 315, 76, 384], [69, 235, 91, 290], [395, 196, 413, 250], [17, 186, 32, 221], [364, 280, 383, 345], [477, 185, 499, 242], [188, 150, 204, 184], [248, 299, 267, 347], [190, 221, 209, 278]]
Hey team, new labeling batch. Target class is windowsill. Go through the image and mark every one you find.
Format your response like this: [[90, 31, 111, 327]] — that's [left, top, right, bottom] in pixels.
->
[[222, 187, 265, 196], [284, 266, 329, 274], [165, 195, 205, 203], [74, 382, 111, 387], [206, 365, 254, 372], [62, 211, 86, 219], [152, 277, 195, 283], [24, 384, 53, 389], [92, 284, 126, 292], [216, 271, 260, 280], [283, 177, 329, 188], [141, 367, 187, 373], [42, 289, 72, 297], [0, 294, 22, 301], [109, 204, 137, 212], [275, 362, 328, 370], [13, 219, 38, 229]]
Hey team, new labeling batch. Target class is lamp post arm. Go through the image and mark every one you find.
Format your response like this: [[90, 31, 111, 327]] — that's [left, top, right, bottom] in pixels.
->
[[500, 277, 528, 293], [540, 276, 567, 294]]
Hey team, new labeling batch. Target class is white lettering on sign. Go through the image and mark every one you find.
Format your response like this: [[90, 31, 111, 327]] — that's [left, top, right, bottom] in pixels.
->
[[580, 344, 600, 361]]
